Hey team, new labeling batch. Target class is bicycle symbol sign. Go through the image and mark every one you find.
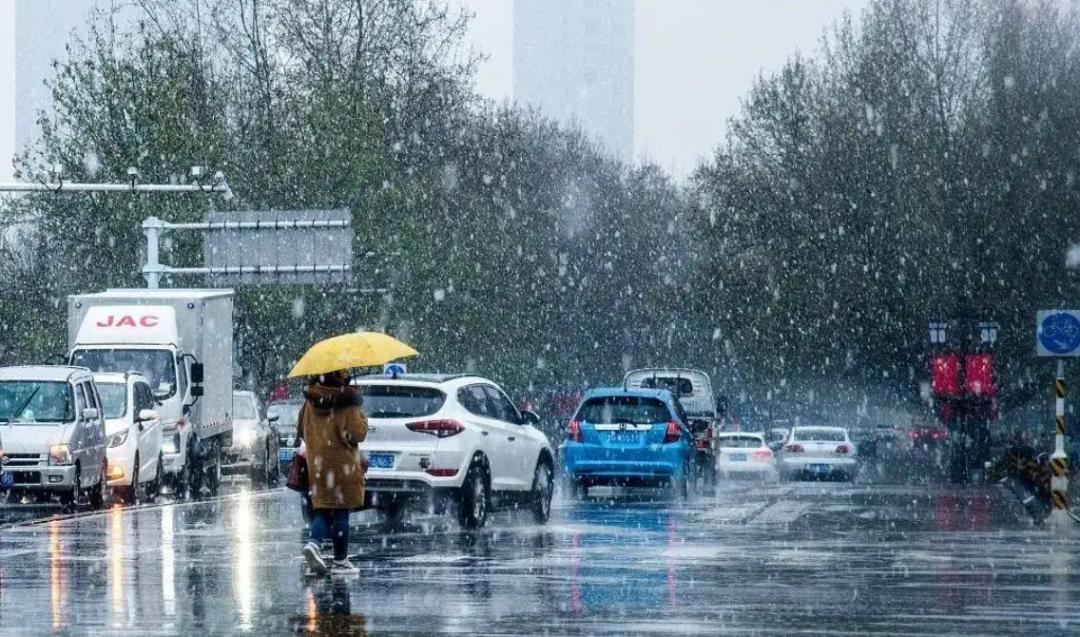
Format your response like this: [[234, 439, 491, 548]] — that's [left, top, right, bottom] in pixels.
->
[[1037, 310, 1080, 357]]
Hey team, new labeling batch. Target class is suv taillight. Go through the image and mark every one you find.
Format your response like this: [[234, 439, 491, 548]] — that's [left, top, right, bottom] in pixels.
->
[[836, 444, 851, 454], [566, 420, 583, 443], [785, 444, 804, 453], [406, 419, 464, 438], [752, 448, 773, 460], [663, 421, 681, 444]]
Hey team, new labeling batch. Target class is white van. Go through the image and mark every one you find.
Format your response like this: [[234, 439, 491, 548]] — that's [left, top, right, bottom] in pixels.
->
[[94, 372, 163, 504], [0, 366, 108, 508]]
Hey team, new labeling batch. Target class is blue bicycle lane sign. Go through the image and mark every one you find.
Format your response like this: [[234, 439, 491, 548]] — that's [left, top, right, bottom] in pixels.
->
[[1037, 310, 1080, 357]]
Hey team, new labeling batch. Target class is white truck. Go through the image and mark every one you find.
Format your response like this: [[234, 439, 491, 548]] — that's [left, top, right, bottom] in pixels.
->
[[67, 289, 234, 497]]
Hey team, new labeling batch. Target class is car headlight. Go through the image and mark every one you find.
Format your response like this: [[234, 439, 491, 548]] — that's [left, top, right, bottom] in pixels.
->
[[162, 433, 180, 454], [49, 444, 73, 466], [108, 430, 129, 449]]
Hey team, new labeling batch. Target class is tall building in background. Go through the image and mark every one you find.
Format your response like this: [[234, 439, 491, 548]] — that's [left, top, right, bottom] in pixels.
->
[[16, 0, 105, 158], [513, 0, 635, 162]]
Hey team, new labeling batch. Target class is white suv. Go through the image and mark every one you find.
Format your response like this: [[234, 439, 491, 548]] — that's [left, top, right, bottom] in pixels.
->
[[354, 374, 555, 528], [94, 372, 163, 504]]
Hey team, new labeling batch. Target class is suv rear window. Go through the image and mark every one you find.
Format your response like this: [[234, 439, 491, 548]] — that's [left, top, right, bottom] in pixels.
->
[[358, 385, 446, 418], [639, 377, 694, 396], [577, 396, 671, 425]]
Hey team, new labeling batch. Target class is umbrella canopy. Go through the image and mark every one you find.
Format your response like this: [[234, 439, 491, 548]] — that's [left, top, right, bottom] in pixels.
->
[[287, 332, 418, 379]]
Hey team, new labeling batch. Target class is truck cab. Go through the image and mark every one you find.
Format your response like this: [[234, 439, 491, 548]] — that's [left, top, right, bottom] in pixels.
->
[[0, 365, 108, 509]]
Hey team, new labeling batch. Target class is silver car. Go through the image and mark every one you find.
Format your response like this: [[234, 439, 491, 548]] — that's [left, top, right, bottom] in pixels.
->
[[0, 366, 108, 508], [223, 390, 280, 486]]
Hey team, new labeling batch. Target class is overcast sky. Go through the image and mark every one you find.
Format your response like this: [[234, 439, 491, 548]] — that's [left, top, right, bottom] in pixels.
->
[[0, 2, 14, 183], [459, 0, 869, 178], [0, 0, 870, 184]]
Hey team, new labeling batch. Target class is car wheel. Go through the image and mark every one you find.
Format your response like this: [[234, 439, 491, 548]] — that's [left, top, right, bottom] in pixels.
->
[[187, 439, 203, 499], [531, 460, 554, 524], [89, 463, 107, 510], [207, 449, 222, 497], [562, 476, 585, 500], [123, 454, 140, 505], [61, 463, 82, 512], [250, 454, 267, 487], [382, 498, 408, 526], [457, 460, 489, 529], [267, 444, 280, 486], [672, 463, 690, 500], [145, 454, 163, 503]]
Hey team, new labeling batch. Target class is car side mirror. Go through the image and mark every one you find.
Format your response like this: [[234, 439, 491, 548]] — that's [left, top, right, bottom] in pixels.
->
[[138, 409, 158, 423], [81, 407, 99, 422], [190, 385, 204, 398], [190, 363, 205, 384], [520, 410, 541, 426], [268, 414, 280, 423]]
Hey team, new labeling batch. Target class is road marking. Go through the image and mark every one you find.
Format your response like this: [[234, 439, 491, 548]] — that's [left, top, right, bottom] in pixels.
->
[[747, 500, 812, 524]]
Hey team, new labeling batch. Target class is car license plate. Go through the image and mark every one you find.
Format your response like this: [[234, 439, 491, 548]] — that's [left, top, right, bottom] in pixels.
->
[[278, 448, 295, 463], [609, 431, 640, 444], [1, 472, 12, 487], [368, 453, 395, 469], [728, 453, 748, 462], [809, 464, 831, 473]]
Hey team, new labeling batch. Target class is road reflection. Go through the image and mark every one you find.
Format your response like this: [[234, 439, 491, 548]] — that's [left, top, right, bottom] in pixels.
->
[[109, 505, 124, 624], [162, 505, 175, 619], [49, 520, 62, 630], [294, 579, 367, 635], [234, 488, 254, 630]]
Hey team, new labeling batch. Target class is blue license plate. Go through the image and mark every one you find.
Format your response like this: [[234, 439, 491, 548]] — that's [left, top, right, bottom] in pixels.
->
[[368, 453, 395, 469], [809, 464, 831, 473], [278, 448, 296, 463], [1, 472, 12, 487], [728, 453, 748, 462], [609, 431, 640, 444]]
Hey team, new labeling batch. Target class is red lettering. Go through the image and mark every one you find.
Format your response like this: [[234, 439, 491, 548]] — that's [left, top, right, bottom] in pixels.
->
[[93, 314, 160, 328]]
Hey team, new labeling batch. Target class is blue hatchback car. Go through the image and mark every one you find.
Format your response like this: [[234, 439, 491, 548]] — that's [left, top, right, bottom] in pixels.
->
[[561, 387, 695, 498]]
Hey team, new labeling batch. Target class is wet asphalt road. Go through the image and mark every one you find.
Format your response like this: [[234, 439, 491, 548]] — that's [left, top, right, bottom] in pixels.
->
[[1, 477, 1079, 636]]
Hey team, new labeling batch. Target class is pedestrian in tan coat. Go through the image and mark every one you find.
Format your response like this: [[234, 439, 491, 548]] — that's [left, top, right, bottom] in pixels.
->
[[299, 370, 367, 575]]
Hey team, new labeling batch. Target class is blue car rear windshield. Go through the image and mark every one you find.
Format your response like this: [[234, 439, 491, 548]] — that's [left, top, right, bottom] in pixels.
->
[[577, 396, 671, 425]]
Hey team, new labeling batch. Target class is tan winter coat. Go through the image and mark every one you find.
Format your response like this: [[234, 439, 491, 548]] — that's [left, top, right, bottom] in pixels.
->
[[298, 384, 368, 510]]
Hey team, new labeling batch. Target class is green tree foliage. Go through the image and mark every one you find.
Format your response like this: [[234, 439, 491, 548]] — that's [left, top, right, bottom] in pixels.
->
[[691, 0, 1080, 409], [0, 0, 686, 398]]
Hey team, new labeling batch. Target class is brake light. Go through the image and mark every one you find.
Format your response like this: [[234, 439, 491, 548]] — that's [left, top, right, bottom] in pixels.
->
[[567, 420, 583, 443], [406, 420, 464, 438], [836, 444, 850, 455], [663, 421, 681, 444], [425, 468, 459, 477], [752, 449, 773, 460], [177, 418, 187, 429], [785, 444, 804, 453]]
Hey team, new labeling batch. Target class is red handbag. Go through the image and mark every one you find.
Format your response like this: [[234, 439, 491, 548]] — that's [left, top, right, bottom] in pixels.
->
[[286, 453, 309, 493]]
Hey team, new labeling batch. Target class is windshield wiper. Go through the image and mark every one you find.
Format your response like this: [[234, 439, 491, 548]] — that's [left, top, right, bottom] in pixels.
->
[[369, 411, 414, 418], [3, 387, 40, 426]]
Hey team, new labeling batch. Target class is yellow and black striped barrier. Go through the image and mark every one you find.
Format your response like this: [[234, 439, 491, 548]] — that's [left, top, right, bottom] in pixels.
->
[[1051, 365, 1070, 522]]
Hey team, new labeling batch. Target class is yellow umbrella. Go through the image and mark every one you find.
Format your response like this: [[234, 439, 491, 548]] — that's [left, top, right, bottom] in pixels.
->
[[287, 332, 418, 379]]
